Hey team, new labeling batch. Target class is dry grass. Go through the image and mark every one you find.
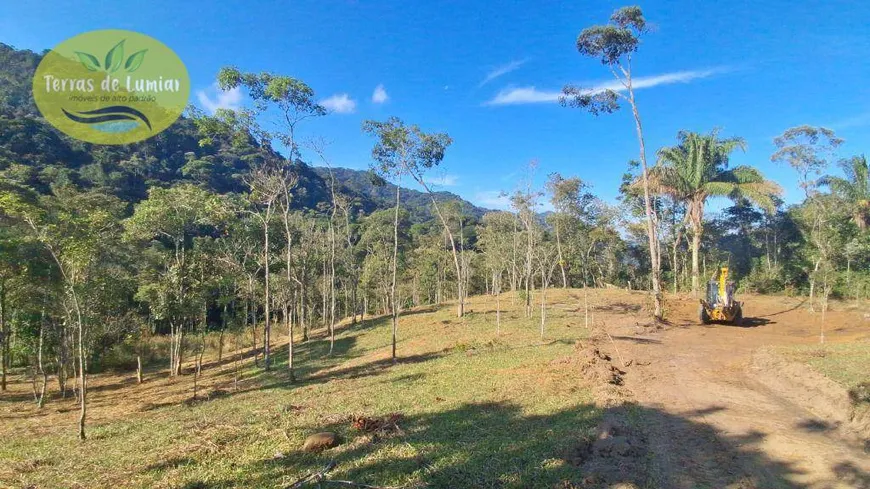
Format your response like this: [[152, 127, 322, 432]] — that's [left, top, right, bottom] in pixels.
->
[[0, 288, 648, 489]]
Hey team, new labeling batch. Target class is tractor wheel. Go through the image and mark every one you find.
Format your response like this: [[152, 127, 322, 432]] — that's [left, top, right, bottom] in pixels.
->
[[698, 304, 711, 325], [733, 305, 743, 326]]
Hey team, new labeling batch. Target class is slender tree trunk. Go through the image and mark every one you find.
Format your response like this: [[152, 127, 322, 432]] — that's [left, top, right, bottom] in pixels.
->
[[390, 184, 400, 363], [174, 323, 184, 376], [70, 286, 87, 440], [264, 204, 272, 370], [495, 273, 501, 335], [57, 321, 67, 397], [287, 295, 295, 382], [416, 181, 465, 317], [555, 223, 568, 288], [329, 220, 336, 354], [0, 280, 6, 392], [193, 341, 203, 400], [627, 81, 662, 319], [540, 267, 546, 340], [36, 316, 47, 408], [691, 225, 701, 296], [136, 355, 143, 384]]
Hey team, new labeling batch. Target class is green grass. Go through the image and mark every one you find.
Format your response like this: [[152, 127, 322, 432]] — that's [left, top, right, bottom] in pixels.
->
[[0, 291, 602, 489], [778, 339, 870, 390]]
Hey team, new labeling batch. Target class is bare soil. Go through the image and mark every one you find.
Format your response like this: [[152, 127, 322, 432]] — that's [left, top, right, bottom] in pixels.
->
[[580, 292, 870, 489]]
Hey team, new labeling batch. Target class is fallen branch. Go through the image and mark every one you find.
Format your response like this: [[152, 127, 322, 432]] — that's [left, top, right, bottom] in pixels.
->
[[603, 328, 627, 368], [322, 480, 405, 489], [287, 460, 336, 489]]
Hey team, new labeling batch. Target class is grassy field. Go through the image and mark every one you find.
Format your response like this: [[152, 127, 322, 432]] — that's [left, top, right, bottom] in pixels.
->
[[0, 290, 608, 489], [778, 339, 870, 390]]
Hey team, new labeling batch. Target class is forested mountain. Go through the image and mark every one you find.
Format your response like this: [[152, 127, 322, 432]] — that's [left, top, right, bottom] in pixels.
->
[[311, 166, 489, 221], [0, 43, 485, 221]]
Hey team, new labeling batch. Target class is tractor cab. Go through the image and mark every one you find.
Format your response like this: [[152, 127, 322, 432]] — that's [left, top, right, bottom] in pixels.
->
[[699, 266, 743, 325]]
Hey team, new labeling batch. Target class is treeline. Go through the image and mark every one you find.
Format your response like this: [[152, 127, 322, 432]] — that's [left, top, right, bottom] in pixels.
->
[[1, 9, 869, 441]]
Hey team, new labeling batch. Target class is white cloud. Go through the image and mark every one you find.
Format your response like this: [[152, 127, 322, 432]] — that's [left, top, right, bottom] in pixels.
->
[[479, 59, 528, 87], [372, 84, 389, 104], [196, 84, 242, 114], [487, 86, 561, 105], [485, 68, 726, 106], [428, 174, 459, 186], [829, 111, 870, 130], [320, 93, 356, 114], [474, 190, 511, 210]]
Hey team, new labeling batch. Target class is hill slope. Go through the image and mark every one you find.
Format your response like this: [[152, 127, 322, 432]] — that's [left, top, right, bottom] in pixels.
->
[[0, 43, 486, 222]]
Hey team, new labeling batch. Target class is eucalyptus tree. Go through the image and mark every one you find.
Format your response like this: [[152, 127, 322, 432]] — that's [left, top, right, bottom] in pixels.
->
[[335, 193, 362, 324], [287, 211, 319, 341], [362, 118, 459, 313], [654, 130, 781, 294], [126, 184, 225, 376], [546, 173, 596, 287], [211, 67, 326, 367], [0, 180, 41, 392], [481, 212, 516, 334], [772, 126, 843, 311], [358, 207, 410, 359], [245, 165, 286, 370], [362, 117, 451, 361], [216, 67, 326, 160], [309, 140, 341, 354], [560, 6, 663, 319], [441, 200, 475, 307], [536, 241, 559, 340], [21, 188, 127, 440], [510, 178, 543, 318], [213, 214, 262, 364]]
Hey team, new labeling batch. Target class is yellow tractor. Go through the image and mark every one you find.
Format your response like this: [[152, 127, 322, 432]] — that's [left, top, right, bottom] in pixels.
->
[[698, 266, 743, 325]]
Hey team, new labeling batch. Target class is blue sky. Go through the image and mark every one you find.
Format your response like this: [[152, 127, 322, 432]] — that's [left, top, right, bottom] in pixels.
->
[[3, 0, 869, 212]]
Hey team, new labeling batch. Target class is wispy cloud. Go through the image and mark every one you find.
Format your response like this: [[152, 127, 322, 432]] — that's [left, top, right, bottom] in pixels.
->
[[479, 59, 528, 87], [485, 68, 726, 106], [474, 190, 510, 210], [196, 83, 242, 114], [372, 84, 389, 104], [428, 174, 459, 186], [320, 93, 356, 114], [828, 111, 870, 130]]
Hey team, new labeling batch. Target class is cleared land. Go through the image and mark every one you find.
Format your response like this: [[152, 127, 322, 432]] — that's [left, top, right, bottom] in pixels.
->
[[1, 289, 869, 489]]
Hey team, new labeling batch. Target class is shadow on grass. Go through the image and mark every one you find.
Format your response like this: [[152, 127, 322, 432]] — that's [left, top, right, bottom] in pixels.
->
[[176, 400, 869, 489]]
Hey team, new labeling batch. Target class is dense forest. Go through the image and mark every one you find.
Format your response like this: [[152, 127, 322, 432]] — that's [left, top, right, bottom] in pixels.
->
[[1, 8, 868, 444]]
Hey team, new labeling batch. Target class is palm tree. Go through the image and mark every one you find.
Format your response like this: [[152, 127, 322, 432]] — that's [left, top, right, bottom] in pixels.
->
[[819, 155, 870, 230], [653, 130, 781, 294]]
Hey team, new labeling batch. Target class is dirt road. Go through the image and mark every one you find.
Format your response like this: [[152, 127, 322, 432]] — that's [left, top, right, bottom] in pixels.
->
[[602, 294, 870, 488]]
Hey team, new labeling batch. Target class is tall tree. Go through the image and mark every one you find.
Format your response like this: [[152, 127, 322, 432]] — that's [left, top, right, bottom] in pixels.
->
[[771, 126, 843, 311], [362, 117, 450, 360], [21, 188, 127, 440], [126, 185, 224, 376], [215, 67, 326, 160], [560, 6, 664, 319], [212, 67, 326, 369], [653, 130, 781, 294], [546, 173, 596, 288], [481, 212, 515, 334]]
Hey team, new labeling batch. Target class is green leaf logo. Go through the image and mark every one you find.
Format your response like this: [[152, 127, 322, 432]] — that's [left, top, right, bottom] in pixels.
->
[[124, 49, 147, 72], [104, 40, 125, 73], [33, 29, 190, 145], [75, 52, 100, 71]]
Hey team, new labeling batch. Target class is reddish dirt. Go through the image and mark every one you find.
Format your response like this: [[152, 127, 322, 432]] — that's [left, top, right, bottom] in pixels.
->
[[585, 292, 870, 489]]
